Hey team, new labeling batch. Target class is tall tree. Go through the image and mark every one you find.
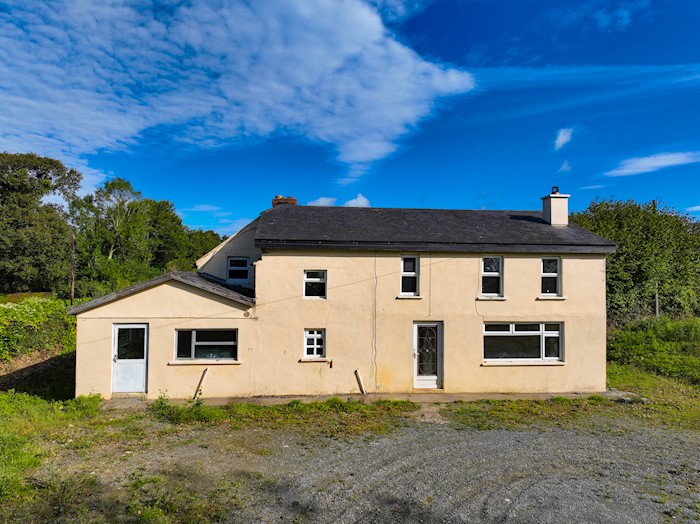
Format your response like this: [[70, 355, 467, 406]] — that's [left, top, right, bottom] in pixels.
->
[[571, 199, 700, 325], [0, 153, 81, 293]]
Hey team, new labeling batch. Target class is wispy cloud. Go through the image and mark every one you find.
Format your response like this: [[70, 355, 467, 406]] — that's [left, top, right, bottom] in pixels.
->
[[308, 197, 338, 206], [343, 193, 371, 207], [580, 184, 605, 190], [0, 0, 474, 190], [554, 128, 573, 150], [605, 151, 700, 177], [182, 204, 222, 212], [558, 160, 572, 173], [686, 205, 700, 212]]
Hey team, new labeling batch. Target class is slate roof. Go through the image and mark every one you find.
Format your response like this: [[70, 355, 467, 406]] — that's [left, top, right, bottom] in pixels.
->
[[254, 205, 616, 254], [67, 271, 254, 315]]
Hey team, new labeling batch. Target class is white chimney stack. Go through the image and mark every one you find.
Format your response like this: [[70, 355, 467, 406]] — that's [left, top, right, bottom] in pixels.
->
[[541, 186, 570, 226]]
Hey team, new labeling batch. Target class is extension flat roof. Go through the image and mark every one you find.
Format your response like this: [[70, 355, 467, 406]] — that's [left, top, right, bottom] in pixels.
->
[[254, 205, 616, 254], [67, 271, 254, 315]]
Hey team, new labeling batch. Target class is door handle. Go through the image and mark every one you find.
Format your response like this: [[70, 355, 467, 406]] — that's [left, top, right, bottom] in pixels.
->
[[113, 355, 117, 363]]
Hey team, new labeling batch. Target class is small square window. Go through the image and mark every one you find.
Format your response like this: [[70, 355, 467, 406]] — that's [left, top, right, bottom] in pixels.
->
[[304, 329, 325, 358], [400, 256, 419, 296], [227, 257, 250, 282], [481, 256, 503, 296], [304, 270, 327, 298]]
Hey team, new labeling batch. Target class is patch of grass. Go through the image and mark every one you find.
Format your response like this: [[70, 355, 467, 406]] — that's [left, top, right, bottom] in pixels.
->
[[149, 395, 418, 438], [441, 363, 699, 431], [608, 317, 700, 385]]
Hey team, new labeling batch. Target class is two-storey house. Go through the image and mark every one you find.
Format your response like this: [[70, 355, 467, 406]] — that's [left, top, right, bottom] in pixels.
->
[[70, 189, 616, 399]]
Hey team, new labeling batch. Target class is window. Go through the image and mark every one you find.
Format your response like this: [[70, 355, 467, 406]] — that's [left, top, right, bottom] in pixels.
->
[[176, 329, 237, 360], [227, 257, 250, 282], [483, 322, 562, 361], [400, 256, 419, 296], [304, 270, 327, 298], [541, 258, 560, 295], [304, 329, 325, 358], [481, 256, 503, 296]]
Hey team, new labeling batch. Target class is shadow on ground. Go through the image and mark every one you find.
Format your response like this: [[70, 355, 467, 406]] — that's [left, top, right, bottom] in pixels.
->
[[0, 351, 75, 400]]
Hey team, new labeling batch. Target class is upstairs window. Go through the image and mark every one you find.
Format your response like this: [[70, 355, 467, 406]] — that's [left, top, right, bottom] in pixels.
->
[[304, 329, 326, 358], [400, 256, 419, 296], [227, 257, 250, 282], [304, 270, 327, 298], [176, 329, 237, 360], [541, 258, 561, 295], [481, 256, 503, 296]]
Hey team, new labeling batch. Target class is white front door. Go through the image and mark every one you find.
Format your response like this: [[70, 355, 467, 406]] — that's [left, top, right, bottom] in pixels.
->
[[113, 324, 148, 393], [414, 322, 442, 389]]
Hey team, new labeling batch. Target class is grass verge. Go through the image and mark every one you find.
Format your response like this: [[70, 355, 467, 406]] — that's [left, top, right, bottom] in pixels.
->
[[149, 395, 420, 437], [441, 362, 699, 431]]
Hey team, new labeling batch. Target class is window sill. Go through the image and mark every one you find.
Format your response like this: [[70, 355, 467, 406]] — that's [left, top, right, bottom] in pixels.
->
[[396, 295, 422, 300], [303, 296, 327, 300], [298, 358, 329, 363], [476, 296, 507, 301], [537, 296, 566, 301], [481, 360, 565, 367], [168, 360, 242, 366]]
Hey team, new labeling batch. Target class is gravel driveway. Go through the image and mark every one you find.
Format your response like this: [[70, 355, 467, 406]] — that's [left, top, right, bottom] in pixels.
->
[[62, 416, 698, 523]]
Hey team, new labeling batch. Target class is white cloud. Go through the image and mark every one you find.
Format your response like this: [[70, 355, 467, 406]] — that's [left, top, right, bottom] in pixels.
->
[[554, 128, 573, 150], [686, 205, 700, 212], [308, 197, 338, 206], [343, 193, 371, 207], [182, 204, 222, 212], [0, 0, 474, 190], [558, 160, 572, 172], [604, 151, 700, 177], [580, 184, 605, 190]]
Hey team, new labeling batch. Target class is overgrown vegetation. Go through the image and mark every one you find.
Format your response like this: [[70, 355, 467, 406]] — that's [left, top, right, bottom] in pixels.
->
[[571, 199, 700, 326], [0, 297, 75, 360], [608, 317, 700, 385], [150, 395, 419, 437]]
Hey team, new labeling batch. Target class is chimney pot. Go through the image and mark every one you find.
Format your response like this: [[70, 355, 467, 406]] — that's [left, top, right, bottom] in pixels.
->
[[552, 186, 559, 194], [272, 195, 298, 207]]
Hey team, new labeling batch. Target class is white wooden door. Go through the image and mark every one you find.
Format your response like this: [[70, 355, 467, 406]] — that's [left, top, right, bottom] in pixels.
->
[[414, 322, 442, 389], [112, 324, 148, 393]]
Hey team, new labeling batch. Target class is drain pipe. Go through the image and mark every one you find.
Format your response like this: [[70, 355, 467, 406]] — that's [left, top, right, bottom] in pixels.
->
[[354, 369, 366, 395], [193, 368, 209, 399]]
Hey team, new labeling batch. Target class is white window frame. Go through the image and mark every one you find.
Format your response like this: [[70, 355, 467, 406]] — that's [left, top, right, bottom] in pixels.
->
[[304, 329, 326, 358], [481, 256, 503, 297], [175, 329, 238, 361], [483, 322, 563, 362], [400, 255, 420, 296], [227, 257, 250, 284], [303, 270, 327, 299], [541, 257, 561, 296]]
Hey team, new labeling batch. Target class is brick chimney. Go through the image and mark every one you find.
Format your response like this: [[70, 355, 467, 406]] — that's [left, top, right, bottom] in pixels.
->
[[272, 195, 298, 207], [541, 186, 570, 226]]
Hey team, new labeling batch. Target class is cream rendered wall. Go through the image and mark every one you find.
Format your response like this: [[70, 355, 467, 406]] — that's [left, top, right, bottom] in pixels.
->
[[75, 281, 257, 399], [196, 222, 261, 285], [254, 251, 607, 395], [77, 251, 607, 399]]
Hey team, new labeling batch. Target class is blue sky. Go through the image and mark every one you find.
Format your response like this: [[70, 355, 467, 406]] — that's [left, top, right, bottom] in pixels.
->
[[1, 0, 699, 234]]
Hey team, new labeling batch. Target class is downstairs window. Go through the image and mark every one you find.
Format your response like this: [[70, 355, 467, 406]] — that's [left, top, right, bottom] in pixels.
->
[[176, 329, 238, 360], [483, 323, 562, 361]]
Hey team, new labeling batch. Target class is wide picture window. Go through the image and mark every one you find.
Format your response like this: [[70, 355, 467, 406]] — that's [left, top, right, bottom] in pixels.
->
[[177, 329, 237, 360], [484, 323, 562, 361]]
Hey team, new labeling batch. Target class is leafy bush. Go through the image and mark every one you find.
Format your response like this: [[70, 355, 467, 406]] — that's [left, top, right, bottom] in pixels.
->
[[0, 297, 75, 360], [608, 317, 700, 385]]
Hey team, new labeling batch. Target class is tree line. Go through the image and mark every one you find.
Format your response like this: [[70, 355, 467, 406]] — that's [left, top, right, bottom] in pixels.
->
[[0, 153, 223, 298], [1, 152, 699, 325]]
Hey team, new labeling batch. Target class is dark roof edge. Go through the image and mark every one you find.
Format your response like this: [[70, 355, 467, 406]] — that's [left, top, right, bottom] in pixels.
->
[[255, 240, 616, 254], [67, 271, 254, 315]]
